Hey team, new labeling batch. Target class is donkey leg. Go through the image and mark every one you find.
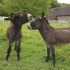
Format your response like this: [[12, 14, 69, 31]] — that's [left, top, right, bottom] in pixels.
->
[[16, 40, 21, 61], [14, 43, 17, 51], [51, 45, 56, 65], [6, 42, 12, 61], [46, 45, 50, 62]]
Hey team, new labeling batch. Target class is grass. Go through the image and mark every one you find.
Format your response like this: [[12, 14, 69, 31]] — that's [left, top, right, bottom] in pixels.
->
[[0, 20, 70, 70]]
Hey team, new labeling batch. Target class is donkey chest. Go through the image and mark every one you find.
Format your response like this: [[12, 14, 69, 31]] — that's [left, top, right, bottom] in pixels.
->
[[13, 31, 22, 40], [7, 29, 22, 41]]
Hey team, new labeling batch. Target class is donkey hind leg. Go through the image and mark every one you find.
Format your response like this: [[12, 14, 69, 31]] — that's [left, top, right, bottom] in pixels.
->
[[51, 45, 56, 65], [46, 45, 50, 62], [6, 42, 12, 61], [16, 40, 21, 61]]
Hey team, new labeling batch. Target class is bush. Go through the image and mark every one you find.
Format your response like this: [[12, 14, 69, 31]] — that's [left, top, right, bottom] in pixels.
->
[[0, 0, 51, 16]]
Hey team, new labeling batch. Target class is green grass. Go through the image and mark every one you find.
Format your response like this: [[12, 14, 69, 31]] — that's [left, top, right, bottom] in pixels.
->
[[0, 20, 70, 70]]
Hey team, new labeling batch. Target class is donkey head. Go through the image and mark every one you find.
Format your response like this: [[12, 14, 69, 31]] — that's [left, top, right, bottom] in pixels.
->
[[28, 13, 49, 30], [4, 12, 33, 24]]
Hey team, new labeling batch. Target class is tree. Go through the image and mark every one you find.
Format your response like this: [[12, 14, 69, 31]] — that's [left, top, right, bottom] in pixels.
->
[[50, 0, 61, 8], [0, 0, 51, 16], [61, 3, 70, 7]]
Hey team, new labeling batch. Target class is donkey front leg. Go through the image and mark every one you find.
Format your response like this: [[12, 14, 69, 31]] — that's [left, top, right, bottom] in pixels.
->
[[46, 45, 50, 62], [16, 40, 21, 61], [6, 41, 12, 61], [14, 43, 17, 51], [51, 45, 56, 65]]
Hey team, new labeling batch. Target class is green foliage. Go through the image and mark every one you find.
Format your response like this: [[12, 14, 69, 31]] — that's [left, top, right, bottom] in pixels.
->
[[0, 0, 51, 16], [0, 20, 70, 70], [50, 0, 61, 8], [50, 0, 70, 9], [61, 3, 70, 7]]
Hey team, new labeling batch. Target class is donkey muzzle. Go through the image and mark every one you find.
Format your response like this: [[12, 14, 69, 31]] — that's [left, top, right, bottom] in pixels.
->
[[27, 25, 32, 30]]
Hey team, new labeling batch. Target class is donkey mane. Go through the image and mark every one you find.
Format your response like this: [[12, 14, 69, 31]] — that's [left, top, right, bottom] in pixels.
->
[[42, 18, 54, 30]]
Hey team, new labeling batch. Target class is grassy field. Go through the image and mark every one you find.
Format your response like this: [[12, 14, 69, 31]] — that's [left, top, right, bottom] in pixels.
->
[[0, 20, 70, 70]]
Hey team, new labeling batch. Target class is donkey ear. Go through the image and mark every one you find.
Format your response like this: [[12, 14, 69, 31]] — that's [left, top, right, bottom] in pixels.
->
[[42, 12, 45, 18], [4, 17, 10, 20]]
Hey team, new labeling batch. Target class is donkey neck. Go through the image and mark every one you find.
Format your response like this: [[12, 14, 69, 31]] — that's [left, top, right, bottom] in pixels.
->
[[39, 23, 52, 33], [39, 23, 53, 40], [39, 25, 49, 36]]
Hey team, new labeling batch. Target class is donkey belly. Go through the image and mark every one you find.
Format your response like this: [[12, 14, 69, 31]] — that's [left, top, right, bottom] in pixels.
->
[[7, 30, 22, 42], [55, 31, 70, 44], [56, 38, 70, 44]]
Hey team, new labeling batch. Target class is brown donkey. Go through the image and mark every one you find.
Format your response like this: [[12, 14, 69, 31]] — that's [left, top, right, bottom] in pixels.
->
[[4, 12, 32, 61], [28, 13, 70, 64]]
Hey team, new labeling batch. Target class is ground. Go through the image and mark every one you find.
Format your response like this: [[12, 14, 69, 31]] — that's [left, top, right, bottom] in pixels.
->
[[0, 20, 70, 70]]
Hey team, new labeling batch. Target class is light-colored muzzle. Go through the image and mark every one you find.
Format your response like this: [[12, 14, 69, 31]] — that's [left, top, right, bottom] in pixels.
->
[[27, 14, 33, 21], [27, 18, 36, 30], [27, 25, 32, 30]]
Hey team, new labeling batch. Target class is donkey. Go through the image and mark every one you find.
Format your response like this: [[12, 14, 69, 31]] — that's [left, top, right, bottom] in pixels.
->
[[4, 12, 32, 61], [28, 13, 70, 65]]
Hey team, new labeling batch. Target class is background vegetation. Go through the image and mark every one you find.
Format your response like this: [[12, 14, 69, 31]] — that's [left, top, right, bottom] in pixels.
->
[[0, 20, 70, 70], [0, 0, 70, 16], [0, 0, 51, 16]]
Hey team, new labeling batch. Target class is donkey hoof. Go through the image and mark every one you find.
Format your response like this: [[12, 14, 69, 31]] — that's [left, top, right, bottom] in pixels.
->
[[5, 58, 8, 61], [18, 59, 20, 62], [17, 58, 20, 62], [45, 59, 49, 62]]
